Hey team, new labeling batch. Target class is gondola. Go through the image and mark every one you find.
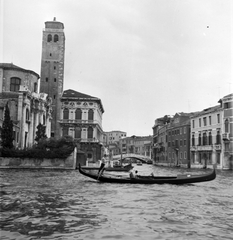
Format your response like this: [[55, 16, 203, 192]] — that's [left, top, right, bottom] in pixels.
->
[[79, 164, 216, 184], [81, 163, 133, 172]]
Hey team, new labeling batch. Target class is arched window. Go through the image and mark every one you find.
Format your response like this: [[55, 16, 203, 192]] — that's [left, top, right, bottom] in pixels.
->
[[47, 34, 52, 42], [216, 130, 221, 144], [62, 127, 69, 136], [10, 77, 21, 92], [25, 109, 30, 122], [198, 133, 201, 146], [208, 132, 212, 145], [43, 115, 46, 125], [192, 134, 195, 146], [54, 34, 59, 42], [75, 127, 81, 139], [203, 132, 207, 146], [225, 119, 229, 133], [63, 108, 69, 120], [88, 109, 94, 120], [75, 109, 82, 120], [87, 126, 93, 139]]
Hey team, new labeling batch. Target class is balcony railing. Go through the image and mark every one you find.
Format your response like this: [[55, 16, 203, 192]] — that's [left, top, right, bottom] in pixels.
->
[[60, 119, 95, 124], [80, 138, 100, 143], [195, 145, 213, 151]]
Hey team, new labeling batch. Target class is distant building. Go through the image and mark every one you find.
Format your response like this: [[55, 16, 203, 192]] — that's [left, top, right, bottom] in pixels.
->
[[153, 113, 192, 167], [190, 93, 233, 169], [190, 105, 223, 168], [221, 93, 233, 169], [167, 113, 192, 167], [0, 63, 52, 149], [40, 18, 65, 139], [60, 89, 104, 162], [104, 130, 127, 145], [152, 115, 172, 163]]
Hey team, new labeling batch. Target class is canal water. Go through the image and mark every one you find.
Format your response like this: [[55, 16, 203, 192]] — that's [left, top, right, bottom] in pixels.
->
[[0, 165, 232, 240]]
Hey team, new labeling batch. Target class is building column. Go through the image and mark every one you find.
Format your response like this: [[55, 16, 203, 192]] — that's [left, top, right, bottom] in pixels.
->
[[28, 109, 34, 147]]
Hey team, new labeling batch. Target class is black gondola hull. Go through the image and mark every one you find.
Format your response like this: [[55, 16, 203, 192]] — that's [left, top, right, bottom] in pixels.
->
[[79, 164, 216, 185]]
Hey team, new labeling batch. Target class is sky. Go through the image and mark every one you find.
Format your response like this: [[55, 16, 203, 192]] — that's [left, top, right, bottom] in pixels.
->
[[1, 0, 232, 136]]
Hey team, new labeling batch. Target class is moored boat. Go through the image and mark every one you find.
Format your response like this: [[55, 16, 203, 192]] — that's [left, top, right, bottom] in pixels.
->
[[79, 164, 216, 184]]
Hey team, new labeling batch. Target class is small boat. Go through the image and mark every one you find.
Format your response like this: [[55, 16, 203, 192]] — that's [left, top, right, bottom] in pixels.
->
[[147, 160, 153, 164], [79, 164, 216, 185], [81, 163, 133, 172]]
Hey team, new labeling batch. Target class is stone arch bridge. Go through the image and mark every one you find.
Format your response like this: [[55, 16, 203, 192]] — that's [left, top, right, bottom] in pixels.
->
[[112, 153, 152, 163]]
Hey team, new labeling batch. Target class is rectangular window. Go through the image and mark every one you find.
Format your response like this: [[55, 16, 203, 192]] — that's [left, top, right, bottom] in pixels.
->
[[180, 140, 183, 146], [199, 118, 201, 127], [184, 139, 186, 146], [217, 114, 220, 123], [209, 116, 211, 125], [10, 77, 21, 92], [184, 127, 186, 134], [184, 151, 187, 159], [180, 152, 183, 159], [46, 77, 48, 82], [54, 78, 56, 82], [203, 117, 207, 126], [192, 120, 195, 128]]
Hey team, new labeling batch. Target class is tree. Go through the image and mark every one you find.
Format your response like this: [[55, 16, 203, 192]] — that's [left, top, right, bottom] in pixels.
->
[[35, 123, 47, 143], [1, 103, 14, 149]]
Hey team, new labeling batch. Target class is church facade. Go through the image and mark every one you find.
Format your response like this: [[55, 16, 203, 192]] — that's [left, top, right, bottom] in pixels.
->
[[0, 63, 52, 149]]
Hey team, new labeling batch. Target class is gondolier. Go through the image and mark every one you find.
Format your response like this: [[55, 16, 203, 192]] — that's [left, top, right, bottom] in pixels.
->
[[98, 154, 107, 177]]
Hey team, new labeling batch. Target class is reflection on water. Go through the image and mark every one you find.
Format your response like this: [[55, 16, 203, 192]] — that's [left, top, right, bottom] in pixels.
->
[[0, 166, 233, 240]]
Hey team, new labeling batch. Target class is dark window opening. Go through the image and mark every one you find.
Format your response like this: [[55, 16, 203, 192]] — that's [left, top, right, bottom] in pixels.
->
[[10, 77, 21, 92], [63, 108, 69, 119], [216, 130, 221, 144], [34, 82, 37, 92], [88, 109, 94, 120], [54, 78, 56, 82], [75, 109, 82, 120], [62, 127, 69, 136], [47, 34, 52, 42], [209, 132, 212, 145], [88, 126, 93, 139], [54, 34, 59, 42], [46, 78, 48, 82], [75, 127, 81, 139]]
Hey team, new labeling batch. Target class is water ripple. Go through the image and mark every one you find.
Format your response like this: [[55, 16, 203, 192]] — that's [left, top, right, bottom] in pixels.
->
[[0, 167, 233, 239]]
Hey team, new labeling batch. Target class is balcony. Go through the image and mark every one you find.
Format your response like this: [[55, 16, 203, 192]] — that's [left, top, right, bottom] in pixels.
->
[[196, 145, 213, 151], [214, 144, 222, 150], [222, 133, 230, 141], [59, 119, 95, 124], [80, 138, 100, 143], [190, 146, 196, 151]]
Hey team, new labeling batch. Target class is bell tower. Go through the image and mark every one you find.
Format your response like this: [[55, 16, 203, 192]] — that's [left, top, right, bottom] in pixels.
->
[[40, 17, 65, 138]]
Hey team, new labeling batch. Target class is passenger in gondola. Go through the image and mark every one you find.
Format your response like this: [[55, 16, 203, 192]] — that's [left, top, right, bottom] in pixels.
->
[[129, 170, 138, 179]]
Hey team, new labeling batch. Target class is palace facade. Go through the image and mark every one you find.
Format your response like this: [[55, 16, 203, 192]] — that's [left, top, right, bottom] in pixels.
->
[[59, 89, 104, 162]]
